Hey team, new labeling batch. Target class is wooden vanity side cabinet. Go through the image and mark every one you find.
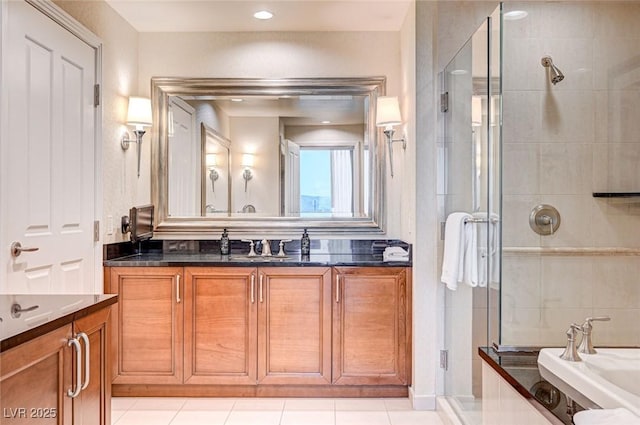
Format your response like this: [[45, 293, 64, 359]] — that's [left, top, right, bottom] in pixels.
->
[[183, 267, 258, 385], [0, 308, 111, 425], [332, 267, 411, 386], [0, 325, 73, 425], [258, 267, 332, 385], [106, 267, 183, 385]]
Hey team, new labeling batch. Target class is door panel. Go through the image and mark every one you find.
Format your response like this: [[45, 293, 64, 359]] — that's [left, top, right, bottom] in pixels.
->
[[2, 0, 96, 294]]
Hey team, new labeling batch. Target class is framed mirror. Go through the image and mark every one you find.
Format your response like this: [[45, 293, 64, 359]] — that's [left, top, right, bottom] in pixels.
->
[[151, 77, 387, 235]]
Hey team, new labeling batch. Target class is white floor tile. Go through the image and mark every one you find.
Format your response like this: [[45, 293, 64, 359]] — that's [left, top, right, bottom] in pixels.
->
[[233, 398, 285, 411], [169, 410, 229, 425], [130, 397, 186, 410], [181, 398, 236, 411], [114, 410, 177, 425], [383, 398, 413, 411], [111, 410, 127, 425], [284, 398, 336, 411], [111, 397, 138, 411], [388, 411, 445, 425], [281, 410, 335, 425], [335, 398, 387, 411], [224, 410, 282, 425], [335, 411, 391, 425]]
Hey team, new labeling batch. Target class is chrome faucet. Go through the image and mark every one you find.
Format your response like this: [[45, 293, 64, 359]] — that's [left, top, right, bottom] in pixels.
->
[[578, 316, 611, 354], [260, 239, 272, 256], [559, 324, 582, 362]]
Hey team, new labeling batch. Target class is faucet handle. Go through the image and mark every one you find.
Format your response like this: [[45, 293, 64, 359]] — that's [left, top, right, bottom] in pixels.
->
[[578, 316, 610, 354], [559, 324, 582, 362], [567, 323, 582, 339], [241, 239, 257, 257], [277, 240, 292, 257], [583, 316, 611, 326]]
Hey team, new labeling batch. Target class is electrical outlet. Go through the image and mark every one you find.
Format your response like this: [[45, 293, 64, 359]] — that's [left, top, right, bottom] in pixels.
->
[[107, 215, 114, 235]]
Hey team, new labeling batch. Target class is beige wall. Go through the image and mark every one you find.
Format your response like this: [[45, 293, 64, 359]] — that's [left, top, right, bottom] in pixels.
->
[[54, 0, 143, 245]]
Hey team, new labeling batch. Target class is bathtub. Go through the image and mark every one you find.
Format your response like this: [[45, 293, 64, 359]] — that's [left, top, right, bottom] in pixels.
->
[[538, 348, 640, 417]]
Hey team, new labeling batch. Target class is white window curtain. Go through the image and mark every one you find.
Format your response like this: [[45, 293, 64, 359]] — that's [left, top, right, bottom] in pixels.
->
[[330, 149, 353, 216]]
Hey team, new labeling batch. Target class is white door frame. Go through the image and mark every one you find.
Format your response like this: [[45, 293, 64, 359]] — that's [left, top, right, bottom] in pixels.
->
[[0, 0, 103, 293]]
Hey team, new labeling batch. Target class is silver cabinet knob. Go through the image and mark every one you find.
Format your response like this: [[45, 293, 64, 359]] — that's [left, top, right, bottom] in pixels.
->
[[10, 241, 39, 258]]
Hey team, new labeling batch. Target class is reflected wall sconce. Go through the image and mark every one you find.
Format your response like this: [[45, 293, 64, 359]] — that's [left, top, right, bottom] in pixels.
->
[[375, 96, 406, 178], [206, 153, 219, 194], [121, 96, 152, 177], [241, 153, 254, 192]]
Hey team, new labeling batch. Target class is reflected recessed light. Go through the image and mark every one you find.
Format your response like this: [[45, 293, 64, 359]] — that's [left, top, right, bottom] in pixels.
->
[[504, 10, 528, 20], [231, 98, 244, 102], [450, 69, 468, 75], [254, 10, 274, 20], [322, 120, 331, 124]]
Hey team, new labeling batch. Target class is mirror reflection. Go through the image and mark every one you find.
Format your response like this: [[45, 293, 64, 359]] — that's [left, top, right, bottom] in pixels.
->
[[152, 77, 385, 233]]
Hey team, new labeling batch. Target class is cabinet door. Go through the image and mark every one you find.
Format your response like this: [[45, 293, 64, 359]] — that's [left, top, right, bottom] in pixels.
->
[[332, 267, 411, 385], [184, 267, 257, 385], [258, 267, 332, 385], [72, 308, 110, 425], [106, 267, 183, 385], [0, 325, 73, 425]]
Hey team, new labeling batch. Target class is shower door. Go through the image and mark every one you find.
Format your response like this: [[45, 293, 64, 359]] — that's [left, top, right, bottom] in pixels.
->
[[439, 5, 502, 424]]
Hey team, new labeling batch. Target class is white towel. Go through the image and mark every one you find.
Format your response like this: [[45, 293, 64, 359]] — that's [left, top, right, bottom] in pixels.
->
[[573, 408, 640, 425], [441, 212, 472, 290], [383, 246, 409, 262], [473, 212, 500, 287]]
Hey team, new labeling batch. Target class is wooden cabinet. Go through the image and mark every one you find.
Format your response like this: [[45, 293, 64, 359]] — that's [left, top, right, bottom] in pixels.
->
[[332, 267, 411, 385], [257, 267, 332, 385], [182, 267, 332, 386], [106, 267, 183, 385], [105, 264, 411, 396], [0, 309, 111, 425], [183, 267, 257, 385]]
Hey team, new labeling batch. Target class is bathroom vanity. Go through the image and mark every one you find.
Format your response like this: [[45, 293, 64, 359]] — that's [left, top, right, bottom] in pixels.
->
[[103, 239, 412, 397], [0, 294, 118, 425]]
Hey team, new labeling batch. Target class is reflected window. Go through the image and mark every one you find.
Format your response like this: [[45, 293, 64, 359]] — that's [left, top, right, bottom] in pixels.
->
[[299, 147, 353, 216]]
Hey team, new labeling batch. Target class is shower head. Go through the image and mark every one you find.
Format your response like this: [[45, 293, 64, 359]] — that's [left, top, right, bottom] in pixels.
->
[[541, 56, 564, 85]]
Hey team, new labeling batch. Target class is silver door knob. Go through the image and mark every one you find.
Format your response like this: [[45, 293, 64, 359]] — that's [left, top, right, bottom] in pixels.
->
[[11, 241, 39, 258]]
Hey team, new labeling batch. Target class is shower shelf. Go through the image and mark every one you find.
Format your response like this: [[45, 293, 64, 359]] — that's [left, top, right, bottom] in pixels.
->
[[592, 192, 640, 198]]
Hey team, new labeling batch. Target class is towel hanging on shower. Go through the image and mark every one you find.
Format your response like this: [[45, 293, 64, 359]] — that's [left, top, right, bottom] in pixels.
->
[[441, 212, 477, 290]]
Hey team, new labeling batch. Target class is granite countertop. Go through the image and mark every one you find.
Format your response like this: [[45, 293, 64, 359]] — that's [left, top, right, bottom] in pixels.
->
[[103, 239, 412, 267], [1, 294, 118, 352], [479, 347, 585, 425]]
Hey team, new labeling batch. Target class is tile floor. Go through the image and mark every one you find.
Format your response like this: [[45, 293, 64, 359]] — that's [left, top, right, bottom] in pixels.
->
[[112, 397, 445, 425]]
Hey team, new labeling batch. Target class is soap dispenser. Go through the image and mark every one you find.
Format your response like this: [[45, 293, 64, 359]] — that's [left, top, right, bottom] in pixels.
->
[[220, 228, 230, 255], [301, 228, 310, 256]]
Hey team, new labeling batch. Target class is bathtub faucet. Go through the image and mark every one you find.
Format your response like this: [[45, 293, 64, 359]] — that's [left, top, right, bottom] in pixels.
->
[[577, 316, 611, 355]]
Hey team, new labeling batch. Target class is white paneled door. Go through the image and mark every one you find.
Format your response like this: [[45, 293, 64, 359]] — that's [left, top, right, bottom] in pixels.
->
[[1, 1, 98, 293]]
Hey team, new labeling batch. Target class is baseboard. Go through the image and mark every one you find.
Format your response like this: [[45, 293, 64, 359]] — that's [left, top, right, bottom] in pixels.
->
[[408, 386, 436, 410]]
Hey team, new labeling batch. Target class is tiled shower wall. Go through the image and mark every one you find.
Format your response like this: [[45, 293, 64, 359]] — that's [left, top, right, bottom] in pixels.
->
[[501, 1, 640, 347]]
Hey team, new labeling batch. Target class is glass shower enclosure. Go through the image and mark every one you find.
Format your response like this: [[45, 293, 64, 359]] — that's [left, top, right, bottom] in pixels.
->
[[439, 5, 502, 425]]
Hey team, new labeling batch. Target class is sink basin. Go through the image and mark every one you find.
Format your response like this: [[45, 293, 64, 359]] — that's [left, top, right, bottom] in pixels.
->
[[228, 255, 291, 262], [538, 348, 640, 416]]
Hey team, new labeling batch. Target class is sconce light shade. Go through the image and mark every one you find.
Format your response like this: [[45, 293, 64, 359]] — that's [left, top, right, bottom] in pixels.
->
[[206, 153, 217, 168], [241, 153, 254, 168], [376, 96, 402, 128], [472, 96, 482, 127], [126, 96, 152, 129]]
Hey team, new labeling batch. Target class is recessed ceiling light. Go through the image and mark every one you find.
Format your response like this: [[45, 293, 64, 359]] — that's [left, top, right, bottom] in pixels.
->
[[322, 120, 331, 124], [231, 98, 244, 102], [254, 10, 274, 20], [450, 69, 468, 75], [504, 10, 528, 20]]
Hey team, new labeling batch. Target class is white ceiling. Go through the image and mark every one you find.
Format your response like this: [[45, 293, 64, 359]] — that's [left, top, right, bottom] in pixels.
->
[[104, 0, 412, 32]]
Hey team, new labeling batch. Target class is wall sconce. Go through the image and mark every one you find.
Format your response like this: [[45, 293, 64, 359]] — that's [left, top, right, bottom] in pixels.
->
[[472, 96, 482, 127], [121, 96, 152, 177], [241, 153, 254, 192], [375, 96, 406, 178], [206, 153, 218, 194]]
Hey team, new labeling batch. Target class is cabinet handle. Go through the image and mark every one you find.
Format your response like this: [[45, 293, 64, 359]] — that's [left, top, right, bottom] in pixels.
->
[[176, 274, 181, 303], [335, 275, 340, 303], [259, 274, 264, 303], [67, 338, 82, 398], [78, 332, 90, 390], [250, 274, 255, 304]]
